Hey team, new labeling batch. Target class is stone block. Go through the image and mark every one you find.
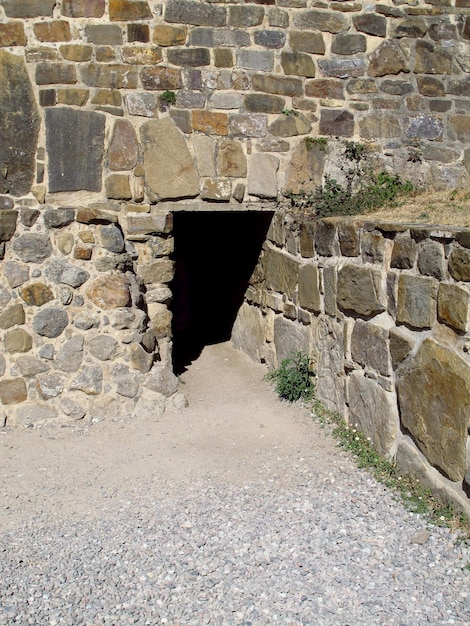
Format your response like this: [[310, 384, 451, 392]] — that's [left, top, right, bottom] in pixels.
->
[[76, 206, 118, 225], [359, 114, 401, 139], [109, 0, 151, 21], [193, 135, 216, 176], [0, 23, 27, 46], [20, 283, 54, 307], [0, 51, 40, 196], [177, 91, 206, 109], [4, 261, 29, 288], [254, 30, 286, 49], [389, 326, 414, 369], [4, 329, 32, 353], [417, 240, 445, 280], [332, 34, 366, 55], [397, 275, 437, 330], [128, 24, 150, 42], [252, 74, 303, 97], [153, 25, 187, 46], [140, 118, 199, 200], [43, 208, 75, 229], [368, 41, 409, 78], [62, 0, 105, 17], [87, 276, 131, 309], [108, 120, 138, 171], [209, 92, 242, 110], [46, 109, 105, 193], [338, 222, 360, 257], [70, 365, 103, 395], [165, 0, 226, 27], [269, 113, 311, 138], [237, 50, 274, 72], [449, 246, 470, 282], [126, 212, 173, 237], [148, 304, 172, 338], [415, 41, 452, 75], [269, 7, 288, 28], [391, 235, 417, 269], [0, 304, 25, 329], [353, 14, 386, 37], [273, 316, 311, 367], [319, 109, 354, 137], [229, 5, 264, 27], [337, 265, 385, 317], [362, 232, 386, 265], [262, 246, 299, 299], [44, 259, 89, 288], [230, 114, 267, 138], [129, 343, 153, 373], [57, 88, 89, 106], [0, 379, 27, 405], [88, 336, 119, 361], [315, 220, 338, 257], [2, 0, 55, 17], [397, 338, 470, 481], [318, 59, 366, 79], [232, 302, 265, 362], [191, 111, 228, 135], [105, 175, 132, 200], [167, 48, 210, 67], [448, 116, 470, 143], [125, 92, 157, 117], [0, 211, 18, 242], [217, 140, 246, 177], [56, 335, 84, 372], [139, 260, 175, 285], [311, 315, 344, 414], [438, 284, 470, 333], [201, 178, 231, 202], [244, 94, 285, 114], [214, 49, 233, 68], [36, 63, 77, 85], [112, 364, 140, 399], [80, 64, 137, 89], [348, 372, 399, 458], [298, 264, 321, 313], [288, 30, 325, 54], [121, 46, 162, 65], [306, 79, 344, 100], [247, 154, 278, 199], [281, 52, 316, 78], [293, 10, 348, 33], [34, 21, 72, 42], [85, 25, 123, 45], [16, 356, 49, 377], [190, 27, 250, 48], [144, 364, 179, 396], [351, 319, 391, 376]]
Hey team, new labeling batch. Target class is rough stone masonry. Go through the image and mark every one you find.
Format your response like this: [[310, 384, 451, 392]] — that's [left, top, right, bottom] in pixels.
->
[[0, 0, 470, 512]]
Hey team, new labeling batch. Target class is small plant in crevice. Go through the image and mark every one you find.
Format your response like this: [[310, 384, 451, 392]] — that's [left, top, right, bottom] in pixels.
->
[[305, 136, 328, 153], [159, 90, 177, 106], [311, 399, 470, 539], [265, 352, 315, 403]]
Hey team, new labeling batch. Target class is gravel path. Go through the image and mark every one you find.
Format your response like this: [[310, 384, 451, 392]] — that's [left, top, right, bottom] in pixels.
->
[[1, 343, 468, 625]]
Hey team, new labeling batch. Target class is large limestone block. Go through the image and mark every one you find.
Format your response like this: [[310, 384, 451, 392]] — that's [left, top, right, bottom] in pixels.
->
[[438, 283, 470, 333], [273, 316, 311, 366], [397, 337, 470, 481], [140, 118, 199, 200], [247, 154, 279, 199], [0, 51, 40, 195], [348, 372, 400, 458], [46, 108, 105, 192], [285, 142, 326, 194], [312, 316, 345, 415], [396, 274, 437, 330], [262, 247, 299, 300], [298, 264, 321, 313], [337, 265, 385, 317], [350, 319, 391, 376], [231, 302, 265, 362]]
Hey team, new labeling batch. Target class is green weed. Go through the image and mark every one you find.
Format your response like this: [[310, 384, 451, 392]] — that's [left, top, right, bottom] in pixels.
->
[[266, 352, 315, 402], [159, 90, 176, 105], [305, 137, 328, 153]]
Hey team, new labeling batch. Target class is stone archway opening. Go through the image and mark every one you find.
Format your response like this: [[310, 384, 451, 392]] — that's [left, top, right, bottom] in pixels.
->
[[170, 210, 274, 374]]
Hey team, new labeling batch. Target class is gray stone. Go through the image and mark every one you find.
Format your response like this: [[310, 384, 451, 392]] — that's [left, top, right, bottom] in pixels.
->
[[273, 316, 311, 366], [100, 224, 125, 253], [165, 0, 226, 27], [4, 261, 29, 288], [43, 208, 75, 229], [39, 344, 54, 360], [33, 307, 69, 338], [70, 365, 103, 395], [391, 235, 417, 269], [406, 115, 443, 141], [112, 363, 140, 398], [146, 286, 172, 304], [232, 302, 265, 362], [0, 285, 11, 310], [16, 356, 49, 377], [0, 354, 5, 376], [351, 319, 391, 376], [141, 118, 199, 201], [125, 92, 157, 117], [44, 259, 90, 287], [230, 115, 267, 138], [201, 178, 231, 202], [46, 108, 105, 193], [0, 51, 40, 195], [129, 342, 153, 373], [247, 154, 278, 199], [286, 142, 326, 194], [56, 335, 84, 372], [144, 364, 179, 396], [0, 303, 25, 329], [0, 211, 18, 242], [12, 234, 52, 263], [337, 265, 385, 317], [134, 389, 166, 418], [449, 246, 470, 282], [389, 326, 414, 369], [318, 59, 366, 79], [95, 254, 133, 273], [348, 372, 399, 458], [294, 10, 348, 34], [397, 275, 437, 330], [15, 403, 57, 426], [237, 50, 274, 72], [417, 240, 445, 280], [74, 313, 100, 330], [269, 113, 311, 138], [59, 396, 86, 421], [193, 135, 216, 177], [88, 335, 119, 361], [254, 30, 286, 49]]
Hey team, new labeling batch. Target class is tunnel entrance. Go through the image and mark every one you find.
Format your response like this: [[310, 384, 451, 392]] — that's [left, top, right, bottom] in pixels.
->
[[170, 210, 274, 374]]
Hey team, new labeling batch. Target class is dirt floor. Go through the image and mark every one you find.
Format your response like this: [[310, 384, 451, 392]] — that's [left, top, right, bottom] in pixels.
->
[[0, 343, 341, 532]]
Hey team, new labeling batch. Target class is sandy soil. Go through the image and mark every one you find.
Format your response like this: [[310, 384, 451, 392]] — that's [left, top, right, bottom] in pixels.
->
[[0, 343, 341, 532]]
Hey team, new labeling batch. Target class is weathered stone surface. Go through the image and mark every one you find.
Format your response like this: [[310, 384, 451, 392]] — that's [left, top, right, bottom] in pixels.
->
[[269, 113, 311, 138], [4, 329, 32, 353], [311, 315, 344, 415], [337, 265, 385, 317], [273, 316, 311, 366], [46, 109, 105, 193], [35, 372, 65, 400], [415, 41, 452, 75], [144, 364, 179, 396], [192, 111, 228, 135], [201, 178, 231, 202], [319, 110, 354, 138], [44, 259, 89, 287], [56, 335, 84, 372], [315, 220, 337, 257], [2, 0, 55, 18], [84, 24, 123, 45], [4, 261, 29, 288], [87, 275, 131, 309], [88, 335, 119, 361], [0, 378, 27, 405], [298, 264, 320, 313], [153, 24, 187, 46], [338, 222, 360, 257], [62, 0, 105, 17], [59, 395, 86, 421], [15, 403, 58, 425], [217, 140, 246, 177], [262, 247, 299, 300], [148, 303, 172, 338], [397, 338, 470, 481], [111, 308, 146, 332], [289, 30, 325, 55], [417, 240, 445, 280], [43, 207, 75, 229], [125, 93, 156, 117], [368, 41, 409, 77], [140, 67, 182, 91], [125, 212, 173, 237], [0, 22, 27, 46], [12, 234, 52, 263], [20, 283, 54, 307], [165, 0, 226, 28], [438, 283, 470, 333], [397, 275, 437, 330], [209, 92, 242, 110], [353, 14, 386, 37], [80, 64, 137, 89], [0, 286, 11, 310], [244, 94, 285, 114], [294, 10, 348, 33], [33, 307, 69, 338], [34, 20, 72, 42], [141, 118, 199, 200], [247, 154, 278, 199], [100, 224, 125, 253], [449, 248, 470, 282], [252, 74, 303, 97], [359, 114, 401, 139], [214, 48, 233, 68], [391, 235, 417, 269], [0, 51, 40, 195], [105, 174, 132, 200], [134, 389, 166, 417], [406, 115, 443, 141], [389, 326, 415, 369], [286, 142, 325, 194], [230, 115, 267, 138], [229, 5, 264, 28], [167, 47, 210, 67], [76, 206, 119, 225], [232, 303, 265, 362], [0, 303, 25, 329], [112, 364, 140, 398], [109, 0, 151, 21], [254, 30, 286, 49], [351, 319, 390, 376], [0, 211, 18, 243], [129, 342, 153, 373], [318, 58, 366, 79], [331, 34, 366, 55], [108, 120, 138, 171], [70, 365, 103, 395], [348, 372, 399, 458], [16, 356, 49, 377]]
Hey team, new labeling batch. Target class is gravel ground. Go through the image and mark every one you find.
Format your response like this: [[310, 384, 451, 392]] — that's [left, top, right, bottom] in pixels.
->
[[1, 344, 468, 625]]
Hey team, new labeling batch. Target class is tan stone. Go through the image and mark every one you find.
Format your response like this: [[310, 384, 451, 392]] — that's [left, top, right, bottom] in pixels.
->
[[4, 329, 32, 353], [192, 111, 229, 136], [108, 120, 138, 171], [20, 283, 54, 307], [438, 283, 470, 333], [262, 247, 299, 300], [368, 41, 409, 77], [0, 378, 27, 405], [0, 304, 25, 329], [140, 118, 199, 201], [139, 260, 175, 285], [0, 23, 27, 47], [129, 342, 153, 373], [109, 0, 151, 21], [121, 46, 162, 65], [62, 0, 105, 18], [298, 264, 321, 313], [148, 303, 172, 338], [389, 326, 415, 369], [397, 275, 437, 330], [74, 245, 92, 260], [78, 230, 95, 243], [153, 25, 187, 46], [286, 141, 326, 194], [57, 88, 89, 106], [217, 140, 246, 177], [125, 212, 173, 237], [105, 174, 132, 200], [60, 45, 93, 62], [397, 338, 470, 481], [57, 233, 74, 255], [337, 265, 385, 317], [91, 90, 122, 106], [34, 21, 72, 42], [87, 275, 131, 309], [232, 302, 265, 362], [201, 178, 231, 202], [76, 207, 118, 224]]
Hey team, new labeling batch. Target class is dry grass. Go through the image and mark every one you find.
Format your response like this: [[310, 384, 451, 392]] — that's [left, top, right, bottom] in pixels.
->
[[367, 189, 470, 228]]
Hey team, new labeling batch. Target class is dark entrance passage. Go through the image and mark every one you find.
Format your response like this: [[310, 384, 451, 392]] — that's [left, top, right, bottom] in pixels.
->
[[170, 211, 273, 374]]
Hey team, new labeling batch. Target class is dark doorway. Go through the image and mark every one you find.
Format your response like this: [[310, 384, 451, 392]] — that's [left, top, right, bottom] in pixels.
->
[[170, 211, 273, 374]]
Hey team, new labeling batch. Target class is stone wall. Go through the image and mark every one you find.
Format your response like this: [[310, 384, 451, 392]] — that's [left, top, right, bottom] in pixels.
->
[[232, 213, 470, 515]]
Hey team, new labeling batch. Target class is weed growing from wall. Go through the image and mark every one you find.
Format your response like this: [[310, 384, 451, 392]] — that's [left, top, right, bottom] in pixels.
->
[[265, 352, 315, 402]]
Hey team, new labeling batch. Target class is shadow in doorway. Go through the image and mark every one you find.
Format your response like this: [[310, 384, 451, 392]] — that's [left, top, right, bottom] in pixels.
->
[[171, 211, 273, 374]]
